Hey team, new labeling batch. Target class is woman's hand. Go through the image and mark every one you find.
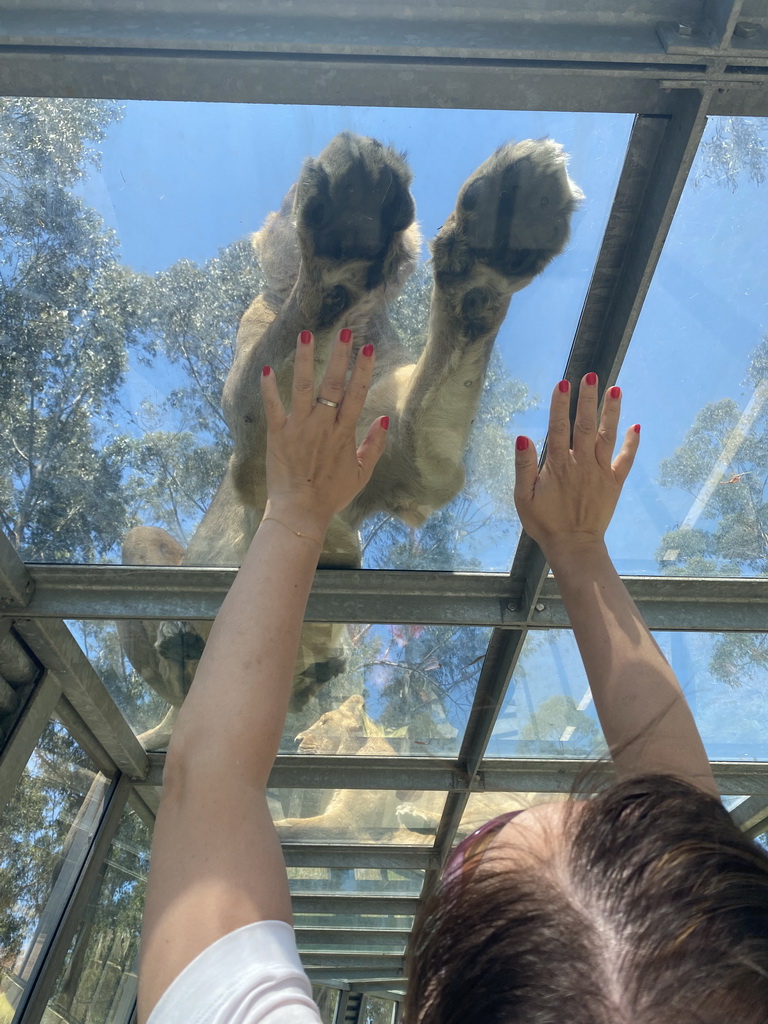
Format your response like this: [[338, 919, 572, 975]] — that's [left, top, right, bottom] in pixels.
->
[[260, 328, 388, 538], [513, 373, 639, 561]]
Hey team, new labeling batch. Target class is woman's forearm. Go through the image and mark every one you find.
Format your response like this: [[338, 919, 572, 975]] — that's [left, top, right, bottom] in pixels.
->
[[543, 538, 719, 798], [166, 509, 327, 786]]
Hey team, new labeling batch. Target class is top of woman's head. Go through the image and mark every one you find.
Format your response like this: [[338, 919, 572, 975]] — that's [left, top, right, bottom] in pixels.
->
[[404, 774, 768, 1024]]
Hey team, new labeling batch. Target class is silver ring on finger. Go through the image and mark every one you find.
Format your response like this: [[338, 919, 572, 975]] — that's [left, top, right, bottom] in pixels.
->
[[315, 396, 341, 409]]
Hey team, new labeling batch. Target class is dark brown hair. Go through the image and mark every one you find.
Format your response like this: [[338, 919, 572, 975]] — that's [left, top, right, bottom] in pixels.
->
[[404, 774, 768, 1024]]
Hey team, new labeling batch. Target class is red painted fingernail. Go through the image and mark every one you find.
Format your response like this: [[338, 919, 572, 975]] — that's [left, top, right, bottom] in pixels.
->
[[262, 365, 271, 377], [634, 423, 641, 434], [610, 386, 621, 399], [381, 416, 390, 431], [516, 436, 529, 451], [558, 379, 569, 393], [362, 343, 374, 357], [300, 330, 312, 345], [340, 328, 352, 343], [586, 372, 597, 386]]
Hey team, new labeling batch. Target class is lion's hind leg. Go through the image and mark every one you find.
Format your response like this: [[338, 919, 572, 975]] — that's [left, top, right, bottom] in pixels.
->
[[118, 525, 197, 750]]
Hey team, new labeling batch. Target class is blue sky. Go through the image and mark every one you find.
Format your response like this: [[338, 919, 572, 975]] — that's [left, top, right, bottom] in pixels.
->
[[80, 102, 768, 577]]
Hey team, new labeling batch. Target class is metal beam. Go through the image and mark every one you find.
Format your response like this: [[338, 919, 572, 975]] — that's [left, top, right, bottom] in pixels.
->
[[283, 845, 437, 870], [0, 529, 35, 611], [16, 773, 132, 1024], [0, 669, 60, 813], [301, 953, 405, 971], [141, 752, 768, 795], [1, 2, 767, 114], [534, 575, 768, 632], [297, 928, 409, 951], [292, 895, 418, 916], [14, 564, 768, 631], [703, 0, 746, 49], [12, 618, 149, 780], [730, 795, 768, 839]]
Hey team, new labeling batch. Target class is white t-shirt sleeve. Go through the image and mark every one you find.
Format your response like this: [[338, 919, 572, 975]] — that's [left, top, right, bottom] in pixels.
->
[[146, 920, 322, 1024]]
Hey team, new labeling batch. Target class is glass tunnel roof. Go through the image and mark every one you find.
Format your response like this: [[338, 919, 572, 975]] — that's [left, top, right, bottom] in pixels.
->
[[1, 3, 768, 1016]]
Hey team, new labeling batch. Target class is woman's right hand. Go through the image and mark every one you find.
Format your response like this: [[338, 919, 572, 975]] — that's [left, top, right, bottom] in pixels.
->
[[513, 373, 640, 561]]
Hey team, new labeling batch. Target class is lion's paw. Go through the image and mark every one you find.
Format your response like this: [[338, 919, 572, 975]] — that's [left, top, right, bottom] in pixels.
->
[[396, 802, 439, 834], [155, 620, 206, 663], [294, 132, 417, 322], [433, 139, 583, 299]]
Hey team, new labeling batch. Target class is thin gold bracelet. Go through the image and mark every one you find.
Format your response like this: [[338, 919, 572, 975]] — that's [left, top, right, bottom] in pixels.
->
[[260, 516, 323, 548]]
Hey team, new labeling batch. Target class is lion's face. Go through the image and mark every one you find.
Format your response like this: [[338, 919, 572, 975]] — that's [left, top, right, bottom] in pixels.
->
[[295, 694, 367, 755]]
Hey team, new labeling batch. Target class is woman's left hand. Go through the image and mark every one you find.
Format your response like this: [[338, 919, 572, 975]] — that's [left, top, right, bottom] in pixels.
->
[[260, 329, 388, 536]]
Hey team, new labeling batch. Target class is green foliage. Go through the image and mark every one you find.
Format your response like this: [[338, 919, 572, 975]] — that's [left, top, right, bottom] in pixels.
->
[[362, 995, 397, 1024], [694, 116, 768, 190], [657, 338, 768, 687], [48, 807, 150, 1022], [0, 98, 142, 561], [518, 694, 602, 757], [0, 721, 96, 969], [76, 620, 169, 737]]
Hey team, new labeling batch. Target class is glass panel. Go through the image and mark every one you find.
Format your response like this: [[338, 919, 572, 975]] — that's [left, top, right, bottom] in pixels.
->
[[488, 629, 768, 761], [272, 790, 446, 845], [45, 805, 150, 1024], [361, 995, 397, 1024], [0, 721, 103, 1023], [68, 620, 171, 743], [2, 96, 631, 571], [611, 116, 768, 577], [288, 867, 424, 896], [311, 986, 340, 1024], [75, 615, 489, 755], [281, 624, 491, 758]]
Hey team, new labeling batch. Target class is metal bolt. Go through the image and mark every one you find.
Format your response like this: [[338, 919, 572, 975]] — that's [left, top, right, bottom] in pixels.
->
[[676, 23, 693, 36], [506, 601, 518, 612], [734, 21, 760, 38], [535, 601, 546, 613]]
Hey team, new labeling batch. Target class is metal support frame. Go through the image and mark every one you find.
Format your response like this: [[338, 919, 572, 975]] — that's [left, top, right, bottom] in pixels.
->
[[8, 563, 768, 632], [15, 772, 133, 1024], [1, 1, 767, 115], [0, 667, 60, 813], [1, 0, 768, 1001]]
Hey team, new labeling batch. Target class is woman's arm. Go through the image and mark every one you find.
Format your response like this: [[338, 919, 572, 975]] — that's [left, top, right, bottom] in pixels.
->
[[137, 330, 387, 1023], [514, 375, 718, 799]]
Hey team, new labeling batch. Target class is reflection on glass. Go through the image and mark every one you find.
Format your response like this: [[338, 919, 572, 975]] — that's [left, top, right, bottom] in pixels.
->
[[272, 788, 446, 845], [288, 867, 424, 896], [45, 806, 150, 1024], [311, 986, 340, 1024], [610, 116, 768, 577], [73, 613, 489, 756], [281, 624, 491, 758], [68, 620, 171, 742], [3, 96, 630, 573], [361, 995, 398, 1024], [0, 720, 103, 1021], [488, 629, 768, 761]]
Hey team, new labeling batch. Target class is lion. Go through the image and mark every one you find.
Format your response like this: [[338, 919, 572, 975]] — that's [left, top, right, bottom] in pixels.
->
[[119, 132, 583, 750], [271, 694, 557, 845]]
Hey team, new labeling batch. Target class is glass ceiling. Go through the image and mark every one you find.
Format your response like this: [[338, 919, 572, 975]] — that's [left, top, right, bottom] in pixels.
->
[[1, 6, 768, 1015]]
